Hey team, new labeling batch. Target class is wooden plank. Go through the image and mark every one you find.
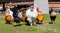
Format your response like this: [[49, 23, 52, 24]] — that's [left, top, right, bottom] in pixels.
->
[[6, 2, 34, 6]]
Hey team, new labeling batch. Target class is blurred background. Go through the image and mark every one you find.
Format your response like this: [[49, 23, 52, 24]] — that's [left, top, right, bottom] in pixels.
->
[[0, 0, 60, 13]]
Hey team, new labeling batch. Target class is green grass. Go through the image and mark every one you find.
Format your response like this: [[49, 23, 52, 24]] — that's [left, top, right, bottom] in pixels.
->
[[43, 14, 60, 22], [0, 14, 60, 33]]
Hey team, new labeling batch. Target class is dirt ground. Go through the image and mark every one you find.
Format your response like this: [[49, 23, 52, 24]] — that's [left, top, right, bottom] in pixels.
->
[[0, 14, 5, 18]]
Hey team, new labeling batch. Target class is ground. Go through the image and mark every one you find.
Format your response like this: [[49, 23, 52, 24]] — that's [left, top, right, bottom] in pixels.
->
[[0, 14, 60, 33]]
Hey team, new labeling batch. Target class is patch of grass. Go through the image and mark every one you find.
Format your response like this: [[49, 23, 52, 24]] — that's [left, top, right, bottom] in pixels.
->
[[43, 14, 60, 22], [0, 14, 60, 33]]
